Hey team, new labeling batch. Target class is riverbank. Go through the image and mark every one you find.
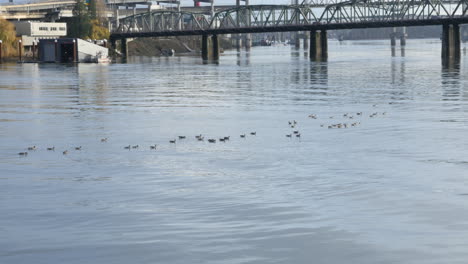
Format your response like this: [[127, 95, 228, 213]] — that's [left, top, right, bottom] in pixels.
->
[[127, 36, 232, 56]]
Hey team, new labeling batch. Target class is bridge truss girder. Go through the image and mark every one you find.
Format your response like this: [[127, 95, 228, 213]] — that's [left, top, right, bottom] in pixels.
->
[[114, 1, 468, 35]]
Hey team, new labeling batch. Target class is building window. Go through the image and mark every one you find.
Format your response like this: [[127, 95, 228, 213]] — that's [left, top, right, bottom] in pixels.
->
[[39, 27, 48, 31], [51, 27, 57, 31], [59, 27, 66, 31]]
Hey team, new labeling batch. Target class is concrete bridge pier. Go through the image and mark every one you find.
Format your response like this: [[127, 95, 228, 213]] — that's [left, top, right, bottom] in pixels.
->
[[201, 34, 220, 61], [110, 38, 116, 56], [212, 34, 220, 60], [400, 27, 407, 46], [442, 24, 460, 61], [303, 32, 309, 49], [121, 38, 128, 60], [295, 32, 300, 48], [202, 35, 209, 60], [390, 28, 397, 46], [245, 34, 252, 51], [236, 34, 243, 51], [310, 30, 328, 61]]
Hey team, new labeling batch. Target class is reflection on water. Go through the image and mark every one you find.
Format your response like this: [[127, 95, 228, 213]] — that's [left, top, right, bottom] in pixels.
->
[[2, 39, 468, 264]]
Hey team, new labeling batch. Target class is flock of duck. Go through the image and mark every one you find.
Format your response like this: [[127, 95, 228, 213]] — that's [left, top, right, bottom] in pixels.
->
[[16, 109, 387, 157]]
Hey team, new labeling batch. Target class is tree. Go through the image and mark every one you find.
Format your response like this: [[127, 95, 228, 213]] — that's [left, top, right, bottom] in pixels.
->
[[68, 0, 109, 40], [89, 19, 110, 40], [0, 18, 17, 57], [69, 0, 92, 38]]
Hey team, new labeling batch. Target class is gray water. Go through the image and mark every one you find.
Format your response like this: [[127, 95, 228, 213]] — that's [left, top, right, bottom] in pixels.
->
[[1, 39, 468, 264]]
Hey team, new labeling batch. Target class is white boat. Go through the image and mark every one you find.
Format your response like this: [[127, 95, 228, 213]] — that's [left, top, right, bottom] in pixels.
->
[[96, 55, 111, 63]]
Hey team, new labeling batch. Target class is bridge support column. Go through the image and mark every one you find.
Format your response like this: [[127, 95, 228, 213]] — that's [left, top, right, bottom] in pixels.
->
[[310, 30, 328, 61], [212, 34, 219, 61], [442, 24, 460, 61], [303, 32, 309, 49], [121, 38, 128, 60], [110, 38, 116, 57], [202, 35, 209, 61], [115, 8, 120, 30], [321, 30, 328, 60], [245, 34, 252, 51], [201, 35, 220, 61], [295, 32, 300, 49], [400, 27, 407, 46], [236, 35, 243, 51], [0, 40, 2, 63], [390, 28, 397, 46]]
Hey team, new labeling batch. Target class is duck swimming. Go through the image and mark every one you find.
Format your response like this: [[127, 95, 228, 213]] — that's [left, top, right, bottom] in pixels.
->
[[18, 152, 28, 156]]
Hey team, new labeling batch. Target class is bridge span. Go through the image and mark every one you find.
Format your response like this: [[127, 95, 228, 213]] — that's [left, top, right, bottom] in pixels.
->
[[110, 1, 467, 62]]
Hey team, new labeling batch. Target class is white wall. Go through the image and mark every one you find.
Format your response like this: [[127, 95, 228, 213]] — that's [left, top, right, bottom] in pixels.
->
[[14, 22, 67, 37]]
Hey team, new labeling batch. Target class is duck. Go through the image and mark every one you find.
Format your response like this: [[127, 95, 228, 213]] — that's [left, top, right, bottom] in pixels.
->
[[18, 152, 28, 156], [63, 150, 68, 155], [224, 136, 230, 141], [75, 146, 82, 150], [197, 137, 204, 141], [240, 134, 246, 138], [293, 131, 299, 134], [296, 133, 301, 137], [286, 134, 292, 137], [219, 138, 226, 142], [132, 145, 139, 149], [195, 134, 203, 139], [250, 132, 256, 135], [27, 146, 36, 151], [208, 139, 216, 143], [150, 144, 157, 149], [178, 136, 186, 139], [101, 138, 108, 142], [47, 147, 55, 151], [169, 140, 176, 144], [124, 145, 131, 149], [308, 114, 317, 119]]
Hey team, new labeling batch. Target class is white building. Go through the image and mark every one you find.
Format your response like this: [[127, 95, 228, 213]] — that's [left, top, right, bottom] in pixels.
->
[[14, 21, 67, 47]]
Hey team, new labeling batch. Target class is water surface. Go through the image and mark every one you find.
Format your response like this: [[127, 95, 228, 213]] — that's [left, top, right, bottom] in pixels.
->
[[1, 39, 468, 264]]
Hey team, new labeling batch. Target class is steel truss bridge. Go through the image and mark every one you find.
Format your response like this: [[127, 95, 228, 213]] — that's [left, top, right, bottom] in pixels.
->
[[110, 0, 468, 39]]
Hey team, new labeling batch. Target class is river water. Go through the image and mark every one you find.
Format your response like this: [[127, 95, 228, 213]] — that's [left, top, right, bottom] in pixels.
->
[[1, 39, 468, 264]]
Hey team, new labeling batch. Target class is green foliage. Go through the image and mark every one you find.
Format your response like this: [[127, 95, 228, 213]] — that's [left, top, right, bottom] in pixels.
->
[[89, 0, 97, 20], [68, 0, 92, 38], [68, 0, 108, 40], [90, 20, 110, 40], [0, 18, 18, 57]]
